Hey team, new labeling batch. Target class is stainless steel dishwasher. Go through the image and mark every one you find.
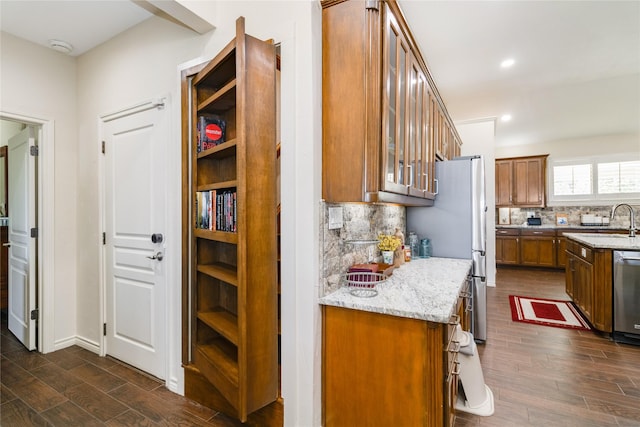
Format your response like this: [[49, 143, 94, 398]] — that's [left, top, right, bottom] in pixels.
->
[[613, 250, 640, 345]]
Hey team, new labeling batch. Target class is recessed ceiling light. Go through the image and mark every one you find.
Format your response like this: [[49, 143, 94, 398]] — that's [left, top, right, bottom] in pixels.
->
[[500, 58, 515, 68], [501, 114, 512, 122], [48, 39, 73, 55]]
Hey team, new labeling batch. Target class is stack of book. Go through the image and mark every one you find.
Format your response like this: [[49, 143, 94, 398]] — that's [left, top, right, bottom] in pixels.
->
[[195, 189, 237, 232]]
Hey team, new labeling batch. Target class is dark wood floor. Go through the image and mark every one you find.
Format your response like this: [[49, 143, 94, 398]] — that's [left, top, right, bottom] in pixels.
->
[[456, 267, 640, 427], [2, 267, 640, 426], [0, 313, 250, 426]]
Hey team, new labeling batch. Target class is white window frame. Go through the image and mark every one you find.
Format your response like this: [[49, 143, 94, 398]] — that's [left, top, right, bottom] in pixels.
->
[[548, 153, 640, 206]]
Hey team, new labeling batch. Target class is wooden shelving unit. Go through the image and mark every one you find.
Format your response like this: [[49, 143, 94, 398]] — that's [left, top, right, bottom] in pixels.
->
[[181, 17, 278, 423]]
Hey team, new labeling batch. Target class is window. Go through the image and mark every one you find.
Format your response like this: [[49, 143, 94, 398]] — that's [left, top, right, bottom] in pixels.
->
[[553, 164, 592, 196], [549, 155, 640, 204], [598, 161, 640, 194]]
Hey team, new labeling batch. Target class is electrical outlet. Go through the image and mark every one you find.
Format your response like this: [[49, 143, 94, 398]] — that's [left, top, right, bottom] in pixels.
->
[[328, 207, 343, 230]]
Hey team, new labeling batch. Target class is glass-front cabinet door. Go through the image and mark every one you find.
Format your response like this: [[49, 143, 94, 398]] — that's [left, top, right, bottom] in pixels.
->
[[381, 3, 440, 201], [382, 7, 410, 195], [407, 61, 434, 198]]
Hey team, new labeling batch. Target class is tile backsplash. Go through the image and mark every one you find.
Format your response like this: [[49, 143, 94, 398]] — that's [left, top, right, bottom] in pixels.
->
[[320, 201, 405, 297], [500, 205, 633, 228]]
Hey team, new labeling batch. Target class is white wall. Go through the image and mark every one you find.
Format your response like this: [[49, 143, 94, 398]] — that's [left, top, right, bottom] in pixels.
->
[[458, 119, 497, 287], [74, 14, 208, 386], [495, 133, 640, 159], [0, 31, 78, 350], [74, 2, 322, 425]]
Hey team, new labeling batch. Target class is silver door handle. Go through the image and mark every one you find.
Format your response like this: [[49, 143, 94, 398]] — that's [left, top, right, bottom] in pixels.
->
[[621, 256, 640, 261], [2, 242, 10, 247], [147, 252, 163, 261]]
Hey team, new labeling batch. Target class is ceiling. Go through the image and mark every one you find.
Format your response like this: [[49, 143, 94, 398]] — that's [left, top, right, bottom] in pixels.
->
[[0, 0, 152, 56], [1, 0, 639, 148]]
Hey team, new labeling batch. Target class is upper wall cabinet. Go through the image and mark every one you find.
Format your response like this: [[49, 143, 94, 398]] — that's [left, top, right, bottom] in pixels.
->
[[322, 0, 461, 206], [495, 154, 548, 208]]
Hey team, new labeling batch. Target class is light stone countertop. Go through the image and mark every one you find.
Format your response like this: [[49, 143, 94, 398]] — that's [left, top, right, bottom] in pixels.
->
[[564, 233, 640, 251], [496, 224, 625, 231], [319, 257, 472, 324]]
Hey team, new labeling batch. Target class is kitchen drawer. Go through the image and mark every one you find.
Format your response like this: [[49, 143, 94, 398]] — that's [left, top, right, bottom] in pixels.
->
[[574, 244, 593, 263], [496, 228, 520, 236], [521, 228, 556, 237]]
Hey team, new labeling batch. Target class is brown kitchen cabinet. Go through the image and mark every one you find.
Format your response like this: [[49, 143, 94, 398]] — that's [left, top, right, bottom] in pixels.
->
[[564, 238, 613, 332], [495, 155, 548, 208], [322, 0, 459, 206], [496, 228, 520, 265], [495, 159, 513, 206], [566, 242, 594, 325], [556, 234, 567, 268], [497, 227, 624, 270], [323, 304, 461, 427], [180, 18, 279, 422], [520, 229, 556, 267], [449, 134, 462, 160], [383, 14, 433, 199]]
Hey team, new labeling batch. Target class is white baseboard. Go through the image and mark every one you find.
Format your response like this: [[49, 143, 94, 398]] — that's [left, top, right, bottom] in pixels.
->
[[52, 335, 100, 354]]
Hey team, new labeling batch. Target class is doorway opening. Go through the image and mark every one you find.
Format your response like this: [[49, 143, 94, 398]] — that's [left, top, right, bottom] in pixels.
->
[[0, 118, 40, 351], [0, 111, 54, 354]]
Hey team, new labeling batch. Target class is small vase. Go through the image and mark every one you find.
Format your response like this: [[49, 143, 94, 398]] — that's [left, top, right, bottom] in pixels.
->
[[381, 250, 394, 265]]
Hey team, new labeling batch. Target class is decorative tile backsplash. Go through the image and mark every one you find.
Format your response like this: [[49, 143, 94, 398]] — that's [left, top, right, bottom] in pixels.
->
[[500, 205, 633, 228], [320, 201, 405, 297]]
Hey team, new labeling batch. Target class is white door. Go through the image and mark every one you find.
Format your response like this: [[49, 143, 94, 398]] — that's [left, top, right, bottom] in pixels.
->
[[103, 102, 167, 379], [7, 127, 37, 350]]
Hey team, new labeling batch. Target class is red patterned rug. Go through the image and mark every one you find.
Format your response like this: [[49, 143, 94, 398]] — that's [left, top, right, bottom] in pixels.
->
[[509, 295, 591, 331]]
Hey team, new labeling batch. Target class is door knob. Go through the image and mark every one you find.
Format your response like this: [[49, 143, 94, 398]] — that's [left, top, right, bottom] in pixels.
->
[[146, 252, 164, 261], [151, 233, 163, 243]]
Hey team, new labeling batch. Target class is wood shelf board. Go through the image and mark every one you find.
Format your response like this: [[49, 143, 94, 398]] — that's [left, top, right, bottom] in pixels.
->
[[196, 179, 238, 192], [198, 80, 237, 113], [194, 229, 239, 244], [195, 342, 240, 408], [197, 263, 238, 287], [197, 139, 237, 160], [193, 40, 236, 87], [198, 309, 239, 346]]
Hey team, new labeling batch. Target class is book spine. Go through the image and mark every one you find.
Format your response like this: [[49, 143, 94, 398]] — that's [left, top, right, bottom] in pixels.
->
[[233, 191, 237, 232]]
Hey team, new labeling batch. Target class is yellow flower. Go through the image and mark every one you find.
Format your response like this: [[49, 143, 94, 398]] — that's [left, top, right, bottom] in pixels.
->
[[378, 234, 401, 252]]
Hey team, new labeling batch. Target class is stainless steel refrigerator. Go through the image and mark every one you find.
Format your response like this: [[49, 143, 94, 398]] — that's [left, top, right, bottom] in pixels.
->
[[407, 155, 487, 341]]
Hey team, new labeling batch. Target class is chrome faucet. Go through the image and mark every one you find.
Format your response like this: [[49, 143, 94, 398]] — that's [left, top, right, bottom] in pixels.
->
[[611, 203, 636, 237]]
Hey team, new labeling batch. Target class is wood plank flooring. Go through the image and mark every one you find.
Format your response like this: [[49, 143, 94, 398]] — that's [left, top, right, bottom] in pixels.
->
[[2, 267, 639, 426], [456, 267, 640, 427], [0, 314, 250, 426]]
